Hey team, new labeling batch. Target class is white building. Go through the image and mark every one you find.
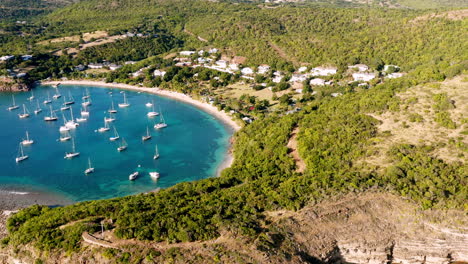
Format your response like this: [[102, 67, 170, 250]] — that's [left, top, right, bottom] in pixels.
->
[[0, 55, 14, 61], [109, 64, 122, 71], [215, 60, 228, 68], [383, 65, 400, 72], [88, 63, 103, 69], [229, 63, 239, 71], [154, 70, 166, 77], [387, 72, 404, 79], [180, 51, 196, 56], [298, 66, 308, 73], [21, 55, 33, 61], [257, 65, 270, 74], [208, 48, 219, 54], [272, 76, 283, 83], [289, 74, 307, 83], [348, 64, 369, 72], [352, 72, 376, 82], [331, 93, 342, 97], [241, 67, 254, 75], [309, 78, 326, 86], [311, 67, 337, 76]]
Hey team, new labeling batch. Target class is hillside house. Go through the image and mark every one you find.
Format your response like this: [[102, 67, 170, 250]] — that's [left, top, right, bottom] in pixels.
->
[[311, 67, 337, 76], [241, 67, 254, 75], [109, 64, 122, 71], [180, 51, 196, 56], [257, 65, 270, 74], [383, 65, 400, 72], [153, 70, 166, 77], [352, 72, 376, 82], [298, 66, 308, 73], [309, 78, 326, 86], [386, 72, 404, 79], [21, 55, 33, 61], [88, 63, 103, 69]]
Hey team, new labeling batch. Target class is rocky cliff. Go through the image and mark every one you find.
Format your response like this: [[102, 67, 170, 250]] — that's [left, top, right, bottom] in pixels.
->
[[0, 78, 30, 92]]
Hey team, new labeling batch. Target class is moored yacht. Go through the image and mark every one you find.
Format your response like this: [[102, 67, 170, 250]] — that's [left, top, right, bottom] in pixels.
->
[[108, 100, 117, 113], [109, 127, 120, 141], [147, 101, 158, 117], [154, 111, 167, 129], [153, 144, 160, 160], [149, 172, 160, 180], [117, 138, 127, 152], [59, 130, 72, 141], [142, 126, 152, 141], [129, 171, 138, 181], [43, 91, 52, 104], [7, 95, 19, 111], [118, 93, 130, 108], [21, 131, 34, 145], [15, 144, 28, 163], [18, 104, 30, 119], [98, 118, 110, 132], [64, 138, 80, 159], [44, 105, 58, 121], [84, 158, 95, 174], [34, 100, 42, 114]]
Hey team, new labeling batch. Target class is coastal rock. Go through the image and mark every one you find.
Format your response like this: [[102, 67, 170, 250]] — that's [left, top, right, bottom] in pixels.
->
[[0, 77, 30, 92]]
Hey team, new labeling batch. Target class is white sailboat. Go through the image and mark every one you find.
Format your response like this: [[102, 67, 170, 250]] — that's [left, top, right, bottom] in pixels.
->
[[98, 118, 110, 132], [154, 111, 167, 129], [117, 138, 127, 152], [145, 101, 153, 107], [34, 100, 42, 114], [65, 108, 79, 129], [64, 138, 80, 159], [43, 91, 52, 104], [108, 100, 117, 113], [81, 106, 89, 116], [52, 85, 61, 99], [82, 97, 92, 107], [149, 171, 160, 180], [44, 105, 58, 121], [82, 88, 90, 100], [147, 101, 159, 117], [15, 143, 28, 163], [109, 126, 120, 141], [21, 131, 34, 145], [76, 116, 87, 122], [18, 104, 30, 119], [142, 126, 152, 141], [104, 113, 116, 122], [129, 171, 138, 181], [28, 90, 34, 101], [118, 93, 130, 108], [59, 130, 71, 141], [61, 97, 70, 111], [7, 94, 19, 111], [64, 91, 75, 105], [59, 113, 70, 132], [153, 144, 160, 159], [84, 158, 95, 174]]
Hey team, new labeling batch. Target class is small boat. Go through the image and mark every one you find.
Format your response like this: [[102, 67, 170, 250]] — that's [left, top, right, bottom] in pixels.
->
[[147, 101, 159, 117], [81, 106, 89, 116], [76, 117, 87, 122], [21, 131, 34, 145], [15, 143, 28, 163], [108, 100, 117, 113], [64, 138, 80, 159], [129, 171, 139, 181], [142, 126, 152, 141], [59, 130, 71, 141], [154, 111, 167, 129], [44, 105, 58, 121], [109, 127, 120, 141], [52, 85, 61, 99], [65, 108, 79, 129], [145, 102, 153, 107], [34, 100, 42, 114], [117, 138, 127, 152], [43, 91, 52, 104], [149, 172, 160, 180], [118, 93, 130, 108], [84, 158, 95, 174], [82, 100, 91, 107], [104, 113, 116, 123], [153, 144, 160, 160], [60, 113, 70, 132], [64, 91, 75, 105], [28, 90, 34, 101], [7, 95, 19, 111], [98, 118, 110, 132], [82, 88, 90, 100], [61, 97, 70, 110], [18, 104, 30, 119]]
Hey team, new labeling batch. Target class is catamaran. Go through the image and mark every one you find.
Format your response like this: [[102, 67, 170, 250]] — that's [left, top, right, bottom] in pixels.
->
[[59, 130, 72, 141], [21, 131, 34, 145], [34, 100, 42, 114], [81, 106, 89, 116], [43, 91, 52, 104], [149, 171, 160, 180], [82, 88, 90, 100], [7, 95, 19, 111], [52, 85, 61, 99], [154, 111, 167, 129], [142, 126, 152, 141], [109, 127, 120, 141], [108, 100, 117, 113], [15, 143, 28, 163], [18, 104, 30, 119], [84, 158, 95, 174], [28, 90, 34, 101], [153, 144, 160, 160], [129, 171, 138, 181], [98, 118, 110, 132], [147, 101, 158, 117], [65, 108, 79, 129], [64, 138, 80, 159], [44, 105, 58, 121], [104, 113, 116, 123], [64, 91, 75, 105], [117, 138, 127, 152], [118, 93, 130, 108]]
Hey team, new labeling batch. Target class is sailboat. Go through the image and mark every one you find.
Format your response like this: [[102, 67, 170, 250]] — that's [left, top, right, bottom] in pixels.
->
[[59, 130, 71, 141], [109, 126, 120, 141], [82, 97, 92, 107], [81, 106, 89, 116], [18, 104, 30, 119], [118, 93, 130, 108], [149, 171, 160, 180], [59, 113, 70, 132], [129, 171, 139, 181], [43, 91, 52, 104], [52, 85, 61, 99], [28, 90, 34, 101], [82, 88, 90, 100], [7, 95, 19, 111], [145, 101, 153, 107], [154, 111, 167, 129], [64, 91, 75, 105], [142, 126, 152, 141], [147, 101, 159, 117], [117, 138, 127, 152], [84, 158, 95, 174], [108, 100, 117, 113], [65, 108, 79, 129], [98, 118, 110, 132], [61, 97, 70, 111], [153, 144, 160, 159], [44, 105, 58, 121], [76, 115, 87, 122], [64, 138, 80, 159], [34, 100, 42, 114], [21, 131, 34, 145], [15, 143, 28, 163], [104, 113, 116, 123]]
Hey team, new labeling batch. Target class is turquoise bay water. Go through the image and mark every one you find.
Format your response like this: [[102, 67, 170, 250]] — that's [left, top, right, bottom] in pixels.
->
[[0, 85, 232, 202]]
